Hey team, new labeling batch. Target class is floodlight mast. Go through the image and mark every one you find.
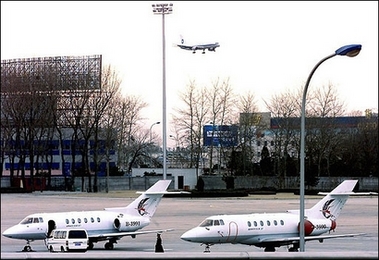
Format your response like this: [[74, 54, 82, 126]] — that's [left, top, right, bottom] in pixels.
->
[[152, 3, 173, 180]]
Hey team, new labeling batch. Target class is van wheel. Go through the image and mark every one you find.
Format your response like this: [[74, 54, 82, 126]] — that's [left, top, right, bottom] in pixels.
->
[[49, 246, 54, 252]]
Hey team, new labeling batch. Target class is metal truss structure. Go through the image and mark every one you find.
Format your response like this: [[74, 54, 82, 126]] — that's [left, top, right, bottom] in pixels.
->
[[1, 55, 102, 93]]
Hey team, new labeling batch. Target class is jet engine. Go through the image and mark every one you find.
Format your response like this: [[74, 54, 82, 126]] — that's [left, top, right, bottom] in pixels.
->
[[113, 216, 149, 232], [298, 219, 337, 236]]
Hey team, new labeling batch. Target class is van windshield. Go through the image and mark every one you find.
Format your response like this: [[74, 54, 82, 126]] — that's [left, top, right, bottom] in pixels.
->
[[68, 230, 87, 239]]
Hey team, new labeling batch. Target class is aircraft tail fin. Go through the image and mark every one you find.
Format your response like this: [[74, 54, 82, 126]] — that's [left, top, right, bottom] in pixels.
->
[[306, 180, 358, 220], [105, 180, 171, 218]]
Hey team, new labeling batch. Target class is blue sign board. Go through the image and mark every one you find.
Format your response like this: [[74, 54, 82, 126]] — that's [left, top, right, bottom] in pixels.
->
[[203, 125, 238, 147]]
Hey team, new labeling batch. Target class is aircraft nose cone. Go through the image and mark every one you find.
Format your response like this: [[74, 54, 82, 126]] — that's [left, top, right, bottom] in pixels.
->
[[181, 229, 197, 242], [3, 226, 16, 238]]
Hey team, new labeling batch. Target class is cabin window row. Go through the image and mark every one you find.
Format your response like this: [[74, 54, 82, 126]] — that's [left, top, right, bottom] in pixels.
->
[[247, 220, 285, 227], [65, 217, 101, 225]]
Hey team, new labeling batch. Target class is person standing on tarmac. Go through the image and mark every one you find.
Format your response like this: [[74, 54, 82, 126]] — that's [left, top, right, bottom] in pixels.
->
[[155, 233, 164, 253]]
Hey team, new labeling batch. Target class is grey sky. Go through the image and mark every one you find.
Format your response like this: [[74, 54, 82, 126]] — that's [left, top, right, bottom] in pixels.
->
[[1, 1, 377, 147]]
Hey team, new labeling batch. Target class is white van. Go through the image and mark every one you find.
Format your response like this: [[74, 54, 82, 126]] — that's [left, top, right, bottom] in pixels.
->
[[46, 229, 88, 252]]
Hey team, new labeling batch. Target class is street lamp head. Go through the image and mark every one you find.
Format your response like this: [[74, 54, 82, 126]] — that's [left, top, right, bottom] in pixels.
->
[[156, 121, 161, 125], [335, 44, 362, 57]]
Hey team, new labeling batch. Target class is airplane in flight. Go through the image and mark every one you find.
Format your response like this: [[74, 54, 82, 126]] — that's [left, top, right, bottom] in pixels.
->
[[175, 36, 220, 54], [181, 180, 366, 252], [2, 179, 175, 252]]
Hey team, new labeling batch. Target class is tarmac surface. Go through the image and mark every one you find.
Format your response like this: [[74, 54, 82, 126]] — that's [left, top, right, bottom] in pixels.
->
[[1, 190, 378, 259]]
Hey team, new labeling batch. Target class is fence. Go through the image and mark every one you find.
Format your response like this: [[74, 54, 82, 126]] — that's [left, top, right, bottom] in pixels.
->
[[1, 175, 377, 192]]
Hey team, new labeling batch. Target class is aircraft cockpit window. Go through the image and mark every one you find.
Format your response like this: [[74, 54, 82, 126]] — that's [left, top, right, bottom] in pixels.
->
[[33, 218, 39, 223], [39, 217, 43, 223], [220, 219, 224, 225], [199, 219, 213, 227], [214, 220, 220, 226], [20, 217, 33, 224]]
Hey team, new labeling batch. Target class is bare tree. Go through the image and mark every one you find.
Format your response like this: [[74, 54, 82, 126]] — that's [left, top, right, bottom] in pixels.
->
[[309, 83, 345, 117], [234, 91, 258, 176], [89, 65, 121, 192], [1, 92, 28, 183], [306, 83, 346, 177], [173, 80, 209, 178], [264, 88, 299, 182], [206, 78, 235, 173], [114, 95, 148, 174]]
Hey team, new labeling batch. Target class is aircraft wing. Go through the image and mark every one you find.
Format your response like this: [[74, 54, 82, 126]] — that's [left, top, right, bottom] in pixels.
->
[[259, 233, 366, 244], [89, 228, 174, 241]]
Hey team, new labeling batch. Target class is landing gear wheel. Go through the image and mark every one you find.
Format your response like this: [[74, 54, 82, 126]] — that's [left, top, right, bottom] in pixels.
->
[[23, 245, 32, 252], [105, 242, 114, 250], [203, 244, 210, 253], [88, 242, 94, 250], [289, 243, 299, 252], [264, 246, 276, 252]]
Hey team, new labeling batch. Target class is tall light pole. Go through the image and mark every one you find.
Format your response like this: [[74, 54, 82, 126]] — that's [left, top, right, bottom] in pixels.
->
[[150, 121, 161, 143], [299, 44, 361, 252], [152, 3, 173, 180]]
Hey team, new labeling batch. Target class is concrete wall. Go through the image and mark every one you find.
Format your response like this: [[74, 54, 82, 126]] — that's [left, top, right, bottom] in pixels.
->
[[201, 175, 378, 192]]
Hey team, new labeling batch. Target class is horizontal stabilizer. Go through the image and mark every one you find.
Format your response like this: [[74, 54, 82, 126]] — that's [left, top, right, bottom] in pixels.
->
[[136, 191, 191, 195], [318, 191, 378, 196]]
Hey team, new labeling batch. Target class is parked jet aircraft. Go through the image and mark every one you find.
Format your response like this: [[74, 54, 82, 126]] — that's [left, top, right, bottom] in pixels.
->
[[2, 180, 174, 252], [175, 36, 220, 54], [181, 180, 366, 252]]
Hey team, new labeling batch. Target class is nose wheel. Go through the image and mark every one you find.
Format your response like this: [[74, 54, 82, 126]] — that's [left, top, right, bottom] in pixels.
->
[[202, 243, 212, 253], [22, 241, 33, 252]]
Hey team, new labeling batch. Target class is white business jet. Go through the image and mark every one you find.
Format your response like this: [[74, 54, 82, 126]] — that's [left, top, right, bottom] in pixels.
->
[[181, 180, 367, 252], [3, 179, 175, 252]]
